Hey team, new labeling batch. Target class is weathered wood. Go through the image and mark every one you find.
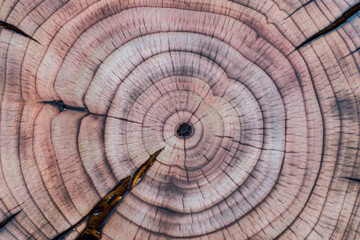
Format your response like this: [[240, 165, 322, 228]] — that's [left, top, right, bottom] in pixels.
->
[[0, 0, 359, 239]]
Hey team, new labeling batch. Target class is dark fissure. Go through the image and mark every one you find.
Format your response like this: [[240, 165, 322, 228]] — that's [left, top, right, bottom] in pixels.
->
[[176, 123, 193, 137], [0, 21, 39, 43], [0, 211, 20, 230], [41, 100, 87, 113], [296, 2, 360, 49], [53, 149, 163, 240]]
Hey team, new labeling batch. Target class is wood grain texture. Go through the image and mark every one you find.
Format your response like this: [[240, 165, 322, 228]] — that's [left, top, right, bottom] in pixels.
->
[[0, 0, 359, 239]]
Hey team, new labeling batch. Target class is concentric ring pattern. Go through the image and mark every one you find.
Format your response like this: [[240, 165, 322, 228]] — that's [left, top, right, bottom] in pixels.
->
[[0, 0, 359, 239]]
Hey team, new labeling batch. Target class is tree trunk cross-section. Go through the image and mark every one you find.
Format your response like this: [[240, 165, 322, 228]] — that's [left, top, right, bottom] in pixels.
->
[[0, 0, 359, 240]]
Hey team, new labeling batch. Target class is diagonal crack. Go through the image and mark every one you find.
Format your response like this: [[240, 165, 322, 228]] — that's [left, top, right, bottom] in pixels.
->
[[53, 148, 164, 240], [296, 2, 360, 50], [286, 0, 314, 20], [0, 211, 21, 230], [0, 21, 39, 43]]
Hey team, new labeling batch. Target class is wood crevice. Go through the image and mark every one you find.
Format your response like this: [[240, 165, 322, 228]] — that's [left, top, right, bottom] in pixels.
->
[[0, 21, 39, 43], [296, 2, 360, 50]]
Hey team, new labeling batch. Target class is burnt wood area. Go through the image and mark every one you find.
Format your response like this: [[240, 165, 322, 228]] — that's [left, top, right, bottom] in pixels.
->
[[0, 0, 360, 239]]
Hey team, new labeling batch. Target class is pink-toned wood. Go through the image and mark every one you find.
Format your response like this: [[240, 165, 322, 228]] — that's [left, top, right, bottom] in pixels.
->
[[0, 0, 359, 239]]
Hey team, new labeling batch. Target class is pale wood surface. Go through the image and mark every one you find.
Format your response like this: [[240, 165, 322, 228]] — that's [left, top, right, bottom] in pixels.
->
[[0, 0, 359, 239]]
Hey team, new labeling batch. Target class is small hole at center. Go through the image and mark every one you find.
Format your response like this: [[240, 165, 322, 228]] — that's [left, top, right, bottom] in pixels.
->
[[176, 123, 193, 137]]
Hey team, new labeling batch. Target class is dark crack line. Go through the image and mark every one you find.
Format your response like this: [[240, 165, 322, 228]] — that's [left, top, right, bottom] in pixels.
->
[[344, 177, 360, 184], [285, 0, 315, 20], [41, 100, 87, 113], [40, 100, 144, 125], [0, 211, 20, 230], [296, 2, 360, 50], [340, 47, 360, 60], [183, 136, 190, 182], [0, 21, 39, 44], [54, 149, 164, 240]]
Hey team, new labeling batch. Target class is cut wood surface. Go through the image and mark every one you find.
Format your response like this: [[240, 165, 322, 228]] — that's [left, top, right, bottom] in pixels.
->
[[0, 0, 359, 239]]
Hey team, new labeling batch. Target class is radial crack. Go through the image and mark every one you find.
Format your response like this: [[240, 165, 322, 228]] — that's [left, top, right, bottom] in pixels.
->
[[77, 148, 164, 239], [51, 148, 164, 240], [344, 177, 360, 184], [0, 211, 20, 230], [40, 100, 144, 124], [296, 2, 360, 50], [0, 21, 39, 43], [41, 100, 87, 113]]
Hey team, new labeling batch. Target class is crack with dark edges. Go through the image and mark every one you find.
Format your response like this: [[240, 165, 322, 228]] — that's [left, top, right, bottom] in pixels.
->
[[296, 2, 360, 50], [344, 177, 360, 184], [41, 100, 144, 125], [0, 211, 21, 230], [0, 21, 39, 44], [41, 100, 87, 113], [53, 148, 164, 240]]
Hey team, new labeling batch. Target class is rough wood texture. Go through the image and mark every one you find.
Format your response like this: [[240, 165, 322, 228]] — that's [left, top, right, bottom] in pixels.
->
[[0, 0, 359, 239]]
